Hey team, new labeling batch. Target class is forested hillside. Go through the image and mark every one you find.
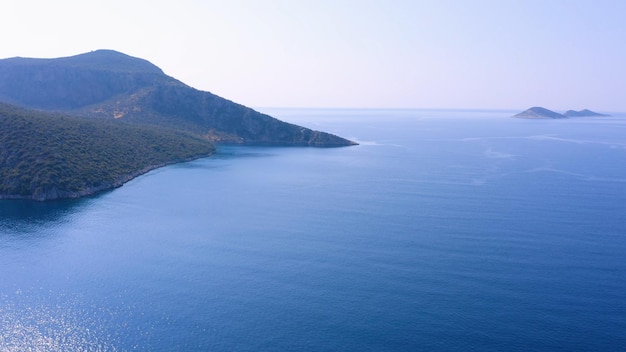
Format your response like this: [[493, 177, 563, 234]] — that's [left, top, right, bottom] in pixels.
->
[[0, 103, 214, 200]]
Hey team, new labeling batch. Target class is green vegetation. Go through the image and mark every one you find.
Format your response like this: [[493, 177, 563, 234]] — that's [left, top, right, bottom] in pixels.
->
[[0, 103, 215, 200]]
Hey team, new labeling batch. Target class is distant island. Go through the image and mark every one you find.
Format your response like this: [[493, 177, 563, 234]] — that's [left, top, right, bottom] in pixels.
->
[[563, 109, 610, 117], [513, 107, 610, 119], [0, 50, 357, 201], [513, 107, 566, 119], [0, 50, 356, 147]]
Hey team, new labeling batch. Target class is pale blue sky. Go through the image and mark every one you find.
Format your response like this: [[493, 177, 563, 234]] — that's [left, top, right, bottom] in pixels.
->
[[2, 0, 625, 111]]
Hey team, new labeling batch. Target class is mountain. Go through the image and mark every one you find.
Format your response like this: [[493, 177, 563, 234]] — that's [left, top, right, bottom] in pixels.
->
[[563, 109, 610, 117], [0, 102, 215, 201], [513, 107, 565, 119], [0, 50, 356, 146]]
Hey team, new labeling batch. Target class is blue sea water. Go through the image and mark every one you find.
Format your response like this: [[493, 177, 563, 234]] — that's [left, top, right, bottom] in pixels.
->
[[1, 109, 625, 351]]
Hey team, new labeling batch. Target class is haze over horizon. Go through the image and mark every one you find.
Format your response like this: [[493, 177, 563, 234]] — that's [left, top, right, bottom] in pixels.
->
[[3, 0, 625, 112]]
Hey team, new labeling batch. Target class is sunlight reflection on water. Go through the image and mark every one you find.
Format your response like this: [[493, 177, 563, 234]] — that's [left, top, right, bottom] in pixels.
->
[[0, 294, 119, 352]]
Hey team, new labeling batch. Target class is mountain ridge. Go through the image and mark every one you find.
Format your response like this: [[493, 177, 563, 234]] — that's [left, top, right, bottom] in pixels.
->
[[3, 50, 162, 72], [0, 50, 356, 146]]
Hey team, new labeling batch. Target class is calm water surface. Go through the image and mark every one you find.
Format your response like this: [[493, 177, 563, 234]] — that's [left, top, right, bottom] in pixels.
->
[[1, 109, 625, 351]]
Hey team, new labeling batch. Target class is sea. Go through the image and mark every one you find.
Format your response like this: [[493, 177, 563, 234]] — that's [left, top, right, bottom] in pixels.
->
[[1, 108, 625, 351]]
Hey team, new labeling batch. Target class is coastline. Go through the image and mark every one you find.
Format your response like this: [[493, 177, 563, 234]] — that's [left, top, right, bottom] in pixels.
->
[[0, 151, 215, 202]]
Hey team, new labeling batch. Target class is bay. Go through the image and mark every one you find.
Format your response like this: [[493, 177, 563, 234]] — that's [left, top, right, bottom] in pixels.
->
[[1, 109, 625, 351]]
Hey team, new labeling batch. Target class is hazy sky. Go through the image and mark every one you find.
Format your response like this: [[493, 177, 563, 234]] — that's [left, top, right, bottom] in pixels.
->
[[2, 0, 625, 111]]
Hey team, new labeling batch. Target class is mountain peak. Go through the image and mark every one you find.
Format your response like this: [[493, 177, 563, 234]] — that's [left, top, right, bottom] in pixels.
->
[[2, 49, 164, 75], [54, 49, 164, 74]]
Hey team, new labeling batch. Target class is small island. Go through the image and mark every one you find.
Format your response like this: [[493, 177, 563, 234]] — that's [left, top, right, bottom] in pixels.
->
[[513, 107, 610, 119], [563, 109, 610, 117], [513, 107, 566, 119]]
